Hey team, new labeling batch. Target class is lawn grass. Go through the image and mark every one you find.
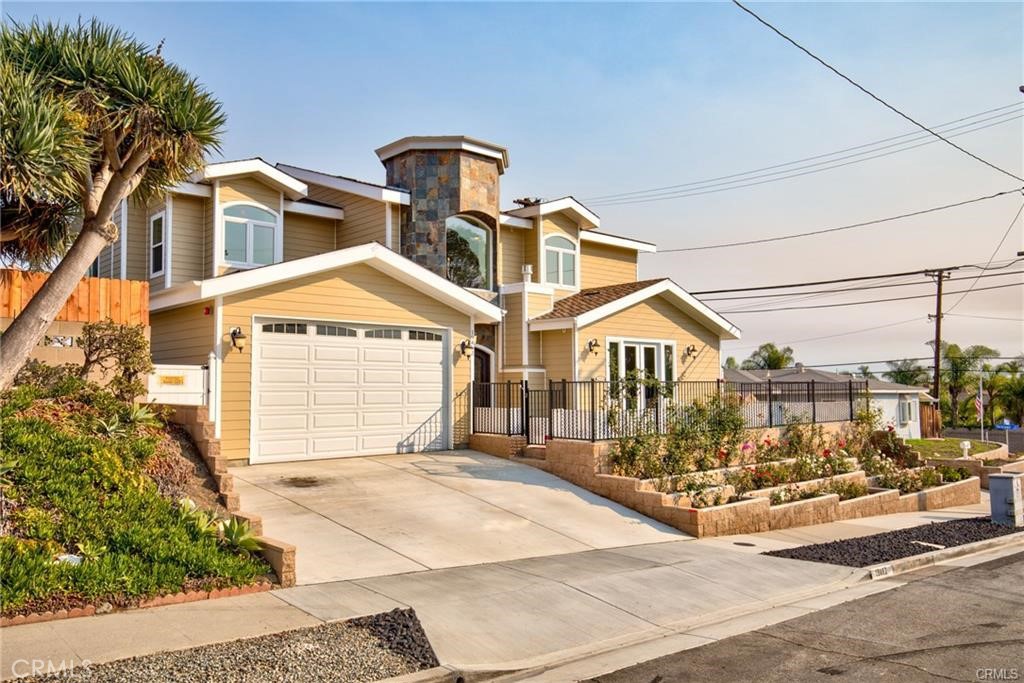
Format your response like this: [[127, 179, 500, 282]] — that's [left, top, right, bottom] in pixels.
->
[[905, 438, 999, 459]]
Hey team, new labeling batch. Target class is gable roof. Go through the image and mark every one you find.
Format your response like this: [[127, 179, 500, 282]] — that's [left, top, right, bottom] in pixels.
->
[[149, 242, 503, 323], [504, 197, 600, 230], [190, 158, 308, 199], [529, 278, 741, 340], [275, 163, 410, 205], [725, 366, 931, 394]]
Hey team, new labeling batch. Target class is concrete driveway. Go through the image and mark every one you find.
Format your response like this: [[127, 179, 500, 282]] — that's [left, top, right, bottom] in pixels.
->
[[231, 450, 684, 584]]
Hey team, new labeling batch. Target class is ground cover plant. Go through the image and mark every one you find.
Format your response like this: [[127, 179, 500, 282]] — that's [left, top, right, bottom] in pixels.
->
[[905, 438, 1000, 459], [1, 363, 267, 616]]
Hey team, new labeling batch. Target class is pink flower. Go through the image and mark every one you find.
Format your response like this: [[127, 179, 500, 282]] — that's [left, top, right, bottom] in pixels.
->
[[742, 441, 753, 452]]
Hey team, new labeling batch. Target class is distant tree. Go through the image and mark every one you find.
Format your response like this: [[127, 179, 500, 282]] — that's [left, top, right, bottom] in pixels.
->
[[740, 343, 794, 370], [934, 342, 999, 427], [445, 229, 485, 288], [882, 359, 929, 387], [723, 356, 739, 370], [985, 358, 1022, 425], [856, 365, 876, 379]]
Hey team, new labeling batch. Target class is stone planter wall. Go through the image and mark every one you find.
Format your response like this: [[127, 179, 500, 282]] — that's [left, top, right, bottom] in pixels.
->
[[769, 494, 840, 530], [888, 477, 981, 513], [468, 433, 528, 459], [925, 457, 1024, 489], [838, 488, 900, 520]]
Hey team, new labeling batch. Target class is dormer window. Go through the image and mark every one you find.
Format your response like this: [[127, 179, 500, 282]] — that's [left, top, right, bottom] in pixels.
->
[[445, 215, 492, 290], [544, 235, 576, 287], [223, 203, 279, 267]]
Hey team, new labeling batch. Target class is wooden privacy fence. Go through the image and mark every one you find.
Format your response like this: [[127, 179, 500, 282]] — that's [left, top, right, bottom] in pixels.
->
[[0, 270, 149, 326]]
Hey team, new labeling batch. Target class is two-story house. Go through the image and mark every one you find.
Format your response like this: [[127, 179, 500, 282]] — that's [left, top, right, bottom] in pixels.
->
[[96, 136, 739, 464]]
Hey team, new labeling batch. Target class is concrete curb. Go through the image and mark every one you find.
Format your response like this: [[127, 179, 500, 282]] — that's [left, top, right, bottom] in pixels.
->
[[377, 666, 463, 683], [864, 529, 1024, 580]]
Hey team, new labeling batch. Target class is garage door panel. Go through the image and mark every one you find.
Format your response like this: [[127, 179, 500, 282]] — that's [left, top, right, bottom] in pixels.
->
[[257, 413, 308, 431], [312, 412, 357, 429], [253, 321, 446, 463], [314, 368, 358, 384], [314, 346, 359, 363], [363, 368, 404, 384], [362, 347, 404, 363], [313, 391, 358, 407]]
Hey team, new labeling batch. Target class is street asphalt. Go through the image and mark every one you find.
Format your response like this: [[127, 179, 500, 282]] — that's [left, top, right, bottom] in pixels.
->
[[587, 550, 1024, 682], [945, 428, 1023, 454]]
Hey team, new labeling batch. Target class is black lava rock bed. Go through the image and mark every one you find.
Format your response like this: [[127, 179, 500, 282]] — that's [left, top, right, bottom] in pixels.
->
[[23, 607, 439, 683], [764, 518, 1021, 568]]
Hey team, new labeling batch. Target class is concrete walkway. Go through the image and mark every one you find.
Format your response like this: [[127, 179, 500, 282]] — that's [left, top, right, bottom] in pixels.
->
[[0, 492, 999, 679], [231, 451, 684, 584]]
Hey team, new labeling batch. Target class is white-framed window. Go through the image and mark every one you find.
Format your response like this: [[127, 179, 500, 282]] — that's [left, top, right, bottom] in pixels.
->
[[898, 397, 917, 424], [544, 235, 577, 287], [445, 215, 492, 290], [149, 211, 165, 277], [223, 203, 279, 267]]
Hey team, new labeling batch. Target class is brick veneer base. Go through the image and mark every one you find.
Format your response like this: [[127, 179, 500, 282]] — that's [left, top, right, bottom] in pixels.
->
[[0, 581, 273, 628], [540, 439, 982, 538], [468, 433, 527, 459]]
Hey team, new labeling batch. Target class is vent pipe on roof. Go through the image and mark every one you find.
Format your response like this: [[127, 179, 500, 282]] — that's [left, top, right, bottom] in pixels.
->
[[795, 363, 805, 372]]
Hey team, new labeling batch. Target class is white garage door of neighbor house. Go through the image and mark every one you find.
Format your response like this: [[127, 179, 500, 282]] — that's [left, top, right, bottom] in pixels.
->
[[252, 320, 447, 462]]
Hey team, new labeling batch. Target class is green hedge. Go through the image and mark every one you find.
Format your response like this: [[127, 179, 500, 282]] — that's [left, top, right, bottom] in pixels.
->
[[0, 386, 266, 613]]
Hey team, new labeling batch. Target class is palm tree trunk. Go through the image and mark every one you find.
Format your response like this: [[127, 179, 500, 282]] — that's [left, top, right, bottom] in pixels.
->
[[0, 224, 111, 389]]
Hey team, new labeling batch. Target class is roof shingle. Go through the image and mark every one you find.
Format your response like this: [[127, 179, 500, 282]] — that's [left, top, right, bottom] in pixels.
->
[[532, 279, 667, 320]]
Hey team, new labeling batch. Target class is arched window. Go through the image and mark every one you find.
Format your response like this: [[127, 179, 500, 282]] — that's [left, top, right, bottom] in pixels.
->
[[544, 235, 576, 287], [223, 203, 279, 267], [445, 215, 492, 290]]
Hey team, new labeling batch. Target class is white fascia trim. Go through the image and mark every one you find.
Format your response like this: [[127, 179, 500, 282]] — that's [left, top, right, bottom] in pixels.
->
[[212, 180, 222, 277], [170, 181, 213, 198], [529, 318, 574, 332], [499, 214, 533, 229], [276, 164, 410, 205], [193, 160, 308, 200], [575, 280, 741, 340], [500, 282, 555, 295], [149, 243, 503, 322], [385, 202, 393, 250], [505, 197, 600, 230], [283, 200, 344, 220], [164, 196, 173, 290], [375, 136, 509, 174], [581, 231, 657, 253]]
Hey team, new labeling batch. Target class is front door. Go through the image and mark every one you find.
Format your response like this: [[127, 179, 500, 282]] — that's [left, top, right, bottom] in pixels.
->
[[623, 343, 659, 410]]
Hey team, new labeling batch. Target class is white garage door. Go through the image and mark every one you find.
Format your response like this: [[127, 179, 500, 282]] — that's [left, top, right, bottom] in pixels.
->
[[252, 320, 447, 462]]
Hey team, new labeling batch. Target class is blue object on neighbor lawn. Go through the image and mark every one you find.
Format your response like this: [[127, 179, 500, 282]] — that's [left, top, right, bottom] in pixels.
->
[[993, 419, 1020, 431]]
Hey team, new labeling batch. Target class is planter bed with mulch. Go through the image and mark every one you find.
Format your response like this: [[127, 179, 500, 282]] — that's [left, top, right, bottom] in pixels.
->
[[762, 518, 1021, 568], [19, 608, 440, 683]]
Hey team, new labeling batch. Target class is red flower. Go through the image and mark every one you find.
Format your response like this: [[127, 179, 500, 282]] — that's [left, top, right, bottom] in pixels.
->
[[822, 448, 832, 458], [838, 439, 847, 448]]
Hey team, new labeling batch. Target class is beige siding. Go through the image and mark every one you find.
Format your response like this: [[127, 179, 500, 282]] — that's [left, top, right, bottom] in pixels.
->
[[580, 242, 637, 289], [171, 195, 207, 285], [219, 176, 281, 211], [543, 214, 579, 242], [502, 291, 523, 366], [125, 196, 149, 281], [541, 329, 575, 381], [304, 186, 387, 249], [577, 296, 721, 381], [499, 227, 525, 285], [283, 213, 336, 261], [219, 263, 472, 462], [150, 302, 214, 365], [523, 221, 539, 279]]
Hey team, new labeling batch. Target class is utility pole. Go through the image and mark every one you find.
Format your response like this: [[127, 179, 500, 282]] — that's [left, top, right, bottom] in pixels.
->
[[926, 269, 954, 408]]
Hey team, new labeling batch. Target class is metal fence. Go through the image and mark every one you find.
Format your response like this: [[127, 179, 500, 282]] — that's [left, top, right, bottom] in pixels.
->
[[472, 379, 869, 444]]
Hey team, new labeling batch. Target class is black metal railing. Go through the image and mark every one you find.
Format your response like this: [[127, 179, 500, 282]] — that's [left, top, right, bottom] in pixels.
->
[[472, 379, 869, 443]]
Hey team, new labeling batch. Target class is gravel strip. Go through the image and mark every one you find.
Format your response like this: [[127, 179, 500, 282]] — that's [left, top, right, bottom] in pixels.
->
[[764, 518, 1022, 568], [23, 608, 438, 683]]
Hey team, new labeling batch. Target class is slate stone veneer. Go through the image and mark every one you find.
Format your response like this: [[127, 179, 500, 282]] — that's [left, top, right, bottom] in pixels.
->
[[383, 150, 500, 278]]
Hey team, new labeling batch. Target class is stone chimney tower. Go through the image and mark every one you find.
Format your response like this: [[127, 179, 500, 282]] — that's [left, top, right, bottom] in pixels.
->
[[375, 136, 508, 278]]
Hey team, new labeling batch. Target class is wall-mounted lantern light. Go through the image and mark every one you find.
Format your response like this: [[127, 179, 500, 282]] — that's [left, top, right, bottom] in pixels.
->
[[683, 344, 698, 360], [587, 338, 600, 356], [230, 327, 247, 353], [460, 335, 477, 358]]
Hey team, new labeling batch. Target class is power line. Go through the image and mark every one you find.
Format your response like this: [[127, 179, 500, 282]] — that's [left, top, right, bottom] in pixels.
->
[[585, 102, 1022, 202], [724, 280, 1024, 314], [732, 0, 1024, 183], [944, 199, 1024, 314], [726, 317, 924, 352], [654, 188, 1022, 253], [702, 269, 1024, 303], [691, 257, 1021, 295], [946, 313, 1024, 322], [753, 356, 1021, 369], [588, 111, 1022, 206]]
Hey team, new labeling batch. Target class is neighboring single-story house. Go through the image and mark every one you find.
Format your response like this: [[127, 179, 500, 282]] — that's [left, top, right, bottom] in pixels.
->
[[100, 135, 740, 464], [723, 365, 935, 439]]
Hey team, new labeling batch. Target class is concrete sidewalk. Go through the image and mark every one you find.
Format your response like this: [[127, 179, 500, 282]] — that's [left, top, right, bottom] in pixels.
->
[[0, 495, 997, 679]]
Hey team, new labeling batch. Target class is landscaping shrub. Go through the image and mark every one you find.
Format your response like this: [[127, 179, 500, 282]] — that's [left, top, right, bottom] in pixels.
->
[[875, 466, 943, 494], [78, 320, 154, 401], [821, 479, 869, 501], [0, 384, 266, 615], [934, 465, 972, 483]]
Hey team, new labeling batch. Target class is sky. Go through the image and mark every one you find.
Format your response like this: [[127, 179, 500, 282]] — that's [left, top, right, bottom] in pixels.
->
[[8, 1, 1023, 372]]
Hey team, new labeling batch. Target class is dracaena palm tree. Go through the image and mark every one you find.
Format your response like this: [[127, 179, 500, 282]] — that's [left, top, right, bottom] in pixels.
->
[[0, 19, 224, 389], [882, 359, 929, 387], [740, 343, 794, 371]]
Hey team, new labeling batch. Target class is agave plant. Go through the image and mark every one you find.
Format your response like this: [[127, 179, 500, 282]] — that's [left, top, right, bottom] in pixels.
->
[[219, 518, 261, 553], [177, 497, 218, 539], [97, 417, 127, 437], [125, 404, 161, 428]]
